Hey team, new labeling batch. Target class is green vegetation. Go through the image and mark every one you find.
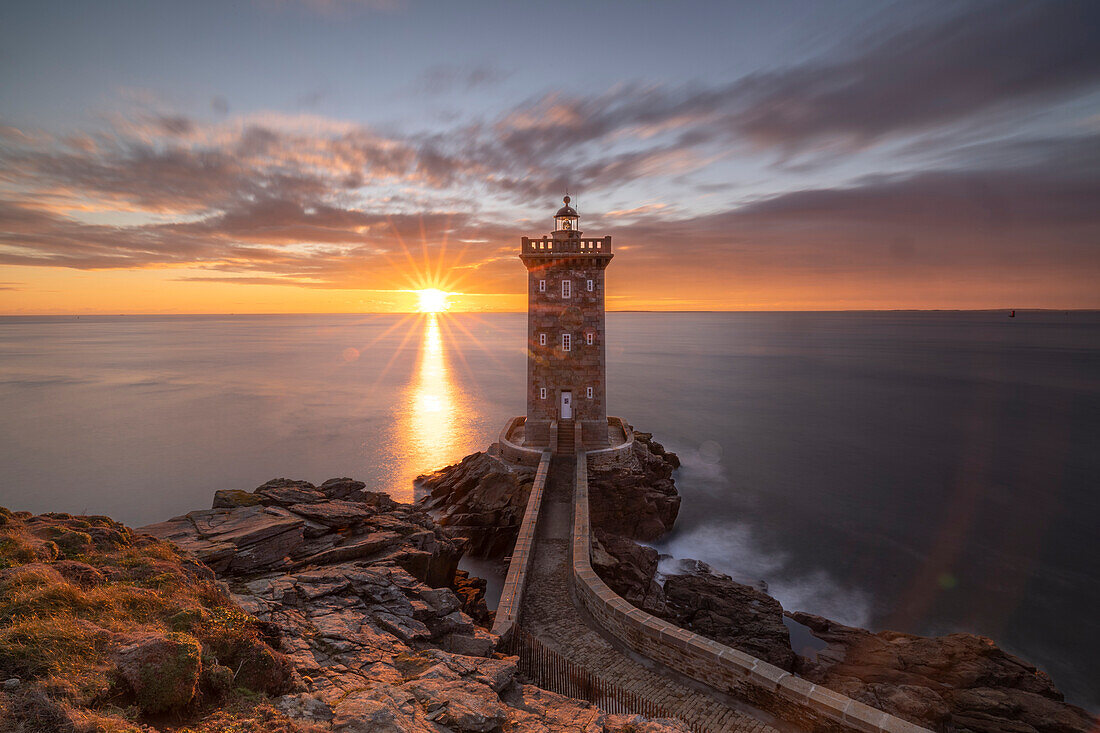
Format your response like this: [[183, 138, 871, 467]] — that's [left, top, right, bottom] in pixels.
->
[[0, 507, 314, 732]]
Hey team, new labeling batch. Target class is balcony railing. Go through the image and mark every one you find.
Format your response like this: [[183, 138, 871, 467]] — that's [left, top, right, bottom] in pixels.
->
[[521, 236, 612, 255]]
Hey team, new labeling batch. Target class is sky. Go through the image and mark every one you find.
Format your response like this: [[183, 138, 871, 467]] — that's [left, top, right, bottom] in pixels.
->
[[0, 0, 1098, 313]]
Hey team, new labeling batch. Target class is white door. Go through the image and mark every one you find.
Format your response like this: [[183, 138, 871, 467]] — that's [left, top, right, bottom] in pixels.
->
[[560, 391, 572, 419]]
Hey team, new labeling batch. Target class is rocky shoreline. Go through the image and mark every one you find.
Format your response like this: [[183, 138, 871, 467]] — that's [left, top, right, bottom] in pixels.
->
[[420, 431, 1095, 733], [1, 431, 1093, 732], [0, 476, 687, 732]]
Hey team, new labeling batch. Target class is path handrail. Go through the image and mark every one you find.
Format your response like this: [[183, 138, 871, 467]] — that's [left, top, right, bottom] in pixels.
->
[[571, 450, 930, 733], [491, 449, 552, 640]]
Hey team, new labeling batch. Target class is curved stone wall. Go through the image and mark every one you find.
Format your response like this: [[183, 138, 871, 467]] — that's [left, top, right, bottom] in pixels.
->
[[497, 416, 544, 466], [499, 416, 635, 468], [586, 416, 634, 468], [571, 451, 930, 733]]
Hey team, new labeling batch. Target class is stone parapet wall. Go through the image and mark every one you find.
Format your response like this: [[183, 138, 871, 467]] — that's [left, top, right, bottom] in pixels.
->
[[586, 417, 634, 469], [498, 416, 545, 466], [521, 235, 613, 255], [491, 449, 552, 639], [571, 451, 930, 733]]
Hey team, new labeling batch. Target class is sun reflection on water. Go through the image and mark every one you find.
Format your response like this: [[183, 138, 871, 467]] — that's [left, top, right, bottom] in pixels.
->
[[389, 312, 465, 502]]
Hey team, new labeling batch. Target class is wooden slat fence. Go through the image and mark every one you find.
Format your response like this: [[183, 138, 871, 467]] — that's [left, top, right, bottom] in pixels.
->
[[504, 626, 688, 726]]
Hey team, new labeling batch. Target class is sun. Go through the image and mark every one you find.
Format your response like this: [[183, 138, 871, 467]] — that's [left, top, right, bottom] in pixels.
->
[[416, 288, 452, 313]]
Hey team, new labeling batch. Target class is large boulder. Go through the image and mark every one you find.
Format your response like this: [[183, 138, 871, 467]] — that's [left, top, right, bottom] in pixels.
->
[[590, 529, 665, 613], [588, 432, 680, 541], [112, 631, 202, 714], [417, 452, 535, 558], [661, 573, 795, 671]]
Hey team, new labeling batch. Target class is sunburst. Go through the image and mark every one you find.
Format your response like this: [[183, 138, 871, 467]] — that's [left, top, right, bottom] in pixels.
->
[[416, 288, 451, 313]]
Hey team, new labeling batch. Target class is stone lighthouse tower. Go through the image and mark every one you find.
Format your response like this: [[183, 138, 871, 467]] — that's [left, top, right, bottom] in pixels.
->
[[520, 197, 613, 450]]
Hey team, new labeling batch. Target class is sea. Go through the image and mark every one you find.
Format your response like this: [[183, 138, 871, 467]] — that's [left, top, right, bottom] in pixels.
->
[[1, 311, 1097, 709]]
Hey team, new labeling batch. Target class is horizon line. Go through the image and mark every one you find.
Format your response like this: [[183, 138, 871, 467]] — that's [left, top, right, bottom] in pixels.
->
[[1, 308, 1095, 318]]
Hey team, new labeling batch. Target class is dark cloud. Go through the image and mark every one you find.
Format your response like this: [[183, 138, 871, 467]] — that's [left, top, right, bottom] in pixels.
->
[[9, 2, 1095, 225], [2, 120, 422, 214], [597, 151, 1100, 285], [152, 115, 195, 136], [2, 130, 1095, 294], [728, 1, 1100, 149], [465, 1, 1100, 166]]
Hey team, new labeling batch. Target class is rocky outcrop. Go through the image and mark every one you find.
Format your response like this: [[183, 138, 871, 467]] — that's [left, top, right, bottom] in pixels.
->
[[418, 453, 536, 558], [789, 612, 1095, 733], [145, 477, 461, 588], [589, 432, 681, 541], [591, 529, 665, 613], [419, 429, 682, 563], [592, 532, 796, 672], [597, 535, 1095, 732], [452, 568, 492, 627], [586, 434, 792, 670], [571, 431, 1093, 732], [141, 479, 687, 733], [662, 573, 795, 671]]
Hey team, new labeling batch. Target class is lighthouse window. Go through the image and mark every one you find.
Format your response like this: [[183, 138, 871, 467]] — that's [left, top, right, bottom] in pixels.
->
[[587, 386, 593, 399], [562, 333, 571, 352], [540, 387, 546, 400], [587, 279, 593, 292], [562, 280, 571, 298], [538, 279, 546, 293], [539, 332, 546, 346], [586, 332, 594, 346]]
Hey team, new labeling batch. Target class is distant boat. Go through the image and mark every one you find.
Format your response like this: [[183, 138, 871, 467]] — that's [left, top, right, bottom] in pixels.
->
[[1009, 310, 1016, 318]]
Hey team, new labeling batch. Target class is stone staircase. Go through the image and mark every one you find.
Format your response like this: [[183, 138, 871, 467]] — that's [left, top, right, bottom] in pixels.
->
[[555, 419, 575, 455]]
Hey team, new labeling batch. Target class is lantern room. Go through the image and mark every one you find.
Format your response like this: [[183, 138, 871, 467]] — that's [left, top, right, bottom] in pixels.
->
[[553, 195, 580, 238]]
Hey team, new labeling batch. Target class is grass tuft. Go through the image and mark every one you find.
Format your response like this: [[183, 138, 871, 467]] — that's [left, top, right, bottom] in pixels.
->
[[0, 509, 300, 731]]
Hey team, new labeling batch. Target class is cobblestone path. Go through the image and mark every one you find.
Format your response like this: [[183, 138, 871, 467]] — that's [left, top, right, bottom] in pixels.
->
[[519, 455, 787, 733]]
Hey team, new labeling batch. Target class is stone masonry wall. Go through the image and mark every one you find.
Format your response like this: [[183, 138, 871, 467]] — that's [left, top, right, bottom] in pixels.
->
[[524, 255, 609, 443]]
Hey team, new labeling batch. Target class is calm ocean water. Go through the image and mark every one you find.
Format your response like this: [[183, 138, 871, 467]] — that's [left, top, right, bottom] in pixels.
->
[[1, 312, 1097, 708]]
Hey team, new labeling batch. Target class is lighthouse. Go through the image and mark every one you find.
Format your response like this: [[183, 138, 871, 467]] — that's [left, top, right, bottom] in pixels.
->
[[520, 197, 613, 450]]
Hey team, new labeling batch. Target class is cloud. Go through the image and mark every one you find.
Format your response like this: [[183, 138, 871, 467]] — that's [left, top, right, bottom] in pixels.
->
[[2, 119, 1095, 300], [1, 1, 1098, 308], [726, 1, 1100, 150], [468, 1, 1100, 166]]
